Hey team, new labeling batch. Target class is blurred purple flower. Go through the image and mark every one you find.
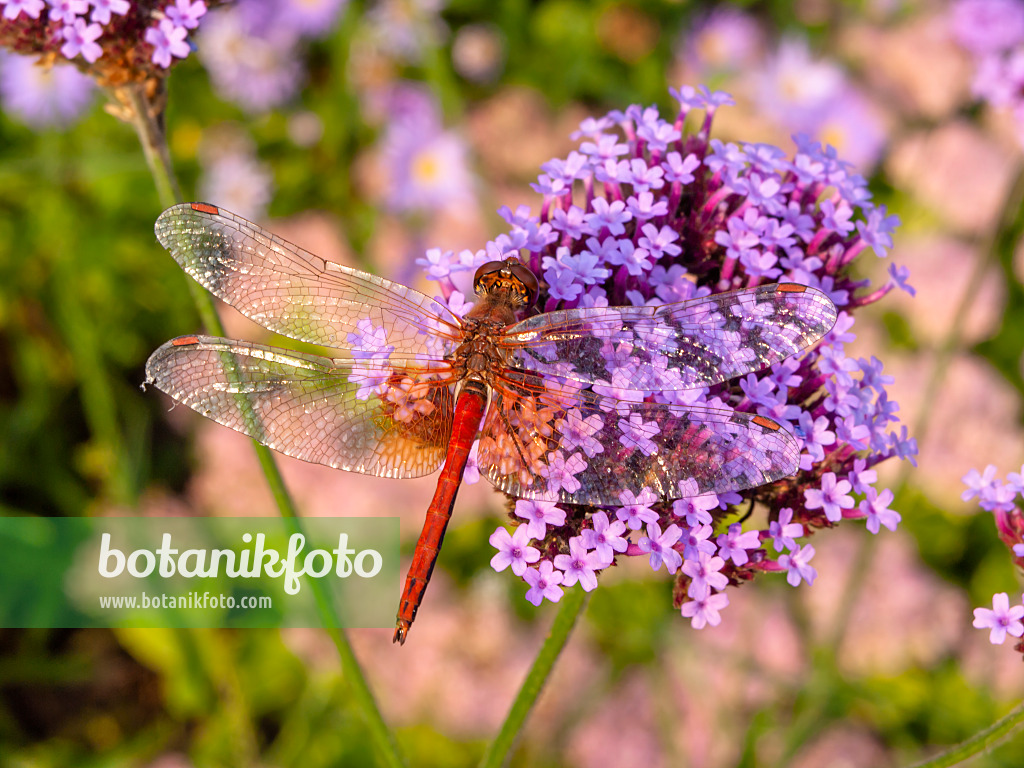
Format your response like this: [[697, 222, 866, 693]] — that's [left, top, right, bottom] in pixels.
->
[[198, 132, 274, 221], [377, 84, 474, 214], [279, 0, 347, 36], [197, 0, 305, 112], [680, 6, 764, 77], [951, 0, 1024, 145], [952, 0, 1024, 55], [0, 51, 94, 128]]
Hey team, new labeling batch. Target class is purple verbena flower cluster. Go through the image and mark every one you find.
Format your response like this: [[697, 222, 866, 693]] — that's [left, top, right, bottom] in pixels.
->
[[963, 464, 1024, 652], [422, 85, 916, 630], [951, 0, 1024, 144], [0, 0, 207, 83]]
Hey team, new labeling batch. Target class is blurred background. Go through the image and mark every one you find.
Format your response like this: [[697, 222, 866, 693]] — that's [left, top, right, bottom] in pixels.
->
[[3, 0, 1024, 766]]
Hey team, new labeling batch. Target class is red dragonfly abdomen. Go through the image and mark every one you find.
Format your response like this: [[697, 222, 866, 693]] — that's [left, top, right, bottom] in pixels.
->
[[393, 383, 488, 644]]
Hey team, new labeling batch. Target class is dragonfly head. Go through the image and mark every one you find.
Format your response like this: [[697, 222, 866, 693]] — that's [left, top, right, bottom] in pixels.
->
[[473, 257, 539, 308]]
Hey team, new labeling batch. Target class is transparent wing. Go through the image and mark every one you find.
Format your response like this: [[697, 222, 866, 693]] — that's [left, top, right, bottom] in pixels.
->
[[156, 203, 463, 356], [145, 335, 457, 478], [476, 369, 799, 505], [499, 283, 837, 390]]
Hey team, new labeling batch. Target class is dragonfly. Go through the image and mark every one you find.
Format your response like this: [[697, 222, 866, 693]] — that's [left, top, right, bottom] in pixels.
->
[[145, 202, 838, 644]]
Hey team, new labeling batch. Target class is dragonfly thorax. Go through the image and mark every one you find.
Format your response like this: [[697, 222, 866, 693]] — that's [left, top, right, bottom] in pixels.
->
[[450, 318, 509, 380]]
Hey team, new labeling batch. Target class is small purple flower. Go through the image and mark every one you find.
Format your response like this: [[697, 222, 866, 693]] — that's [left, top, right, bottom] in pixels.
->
[[962, 465, 1019, 511], [89, 0, 129, 24], [524, 561, 565, 606], [164, 0, 207, 29], [541, 451, 587, 495], [847, 458, 878, 495], [805, 471, 855, 522], [769, 507, 804, 552], [1015, 544, 1024, 557], [514, 498, 567, 540], [584, 197, 632, 236], [860, 487, 900, 534], [638, 522, 683, 573], [856, 206, 900, 257], [681, 591, 729, 629], [973, 592, 1024, 644], [416, 247, 459, 281], [557, 408, 605, 458], [49, 0, 88, 24], [61, 18, 104, 63], [146, 18, 191, 68], [682, 551, 728, 600], [637, 224, 682, 260], [490, 525, 540, 577], [663, 152, 700, 183], [779, 544, 817, 587], [615, 487, 659, 531], [1005, 464, 1024, 493], [672, 493, 718, 527], [580, 511, 628, 565], [962, 465, 1000, 501], [716, 523, 761, 565], [798, 412, 836, 465], [617, 412, 660, 455], [554, 536, 604, 590], [2, 0, 45, 20], [681, 523, 716, 561]]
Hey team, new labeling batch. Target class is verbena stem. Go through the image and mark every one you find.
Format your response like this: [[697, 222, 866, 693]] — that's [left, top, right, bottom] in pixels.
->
[[120, 80, 406, 768], [907, 700, 1024, 768], [479, 588, 589, 768], [827, 163, 1024, 763]]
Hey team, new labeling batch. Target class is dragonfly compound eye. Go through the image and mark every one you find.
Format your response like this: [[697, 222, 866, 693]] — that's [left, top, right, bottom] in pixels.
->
[[472, 258, 539, 307]]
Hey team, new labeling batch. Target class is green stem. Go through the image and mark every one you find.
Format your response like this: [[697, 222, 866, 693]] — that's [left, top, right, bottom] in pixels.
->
[[907, 700, 1024, 768], [479, 588, 589, 768], [903, 161, 1024, 453], [825, 163, 1024, 654], [122, 81, 405, 768]]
